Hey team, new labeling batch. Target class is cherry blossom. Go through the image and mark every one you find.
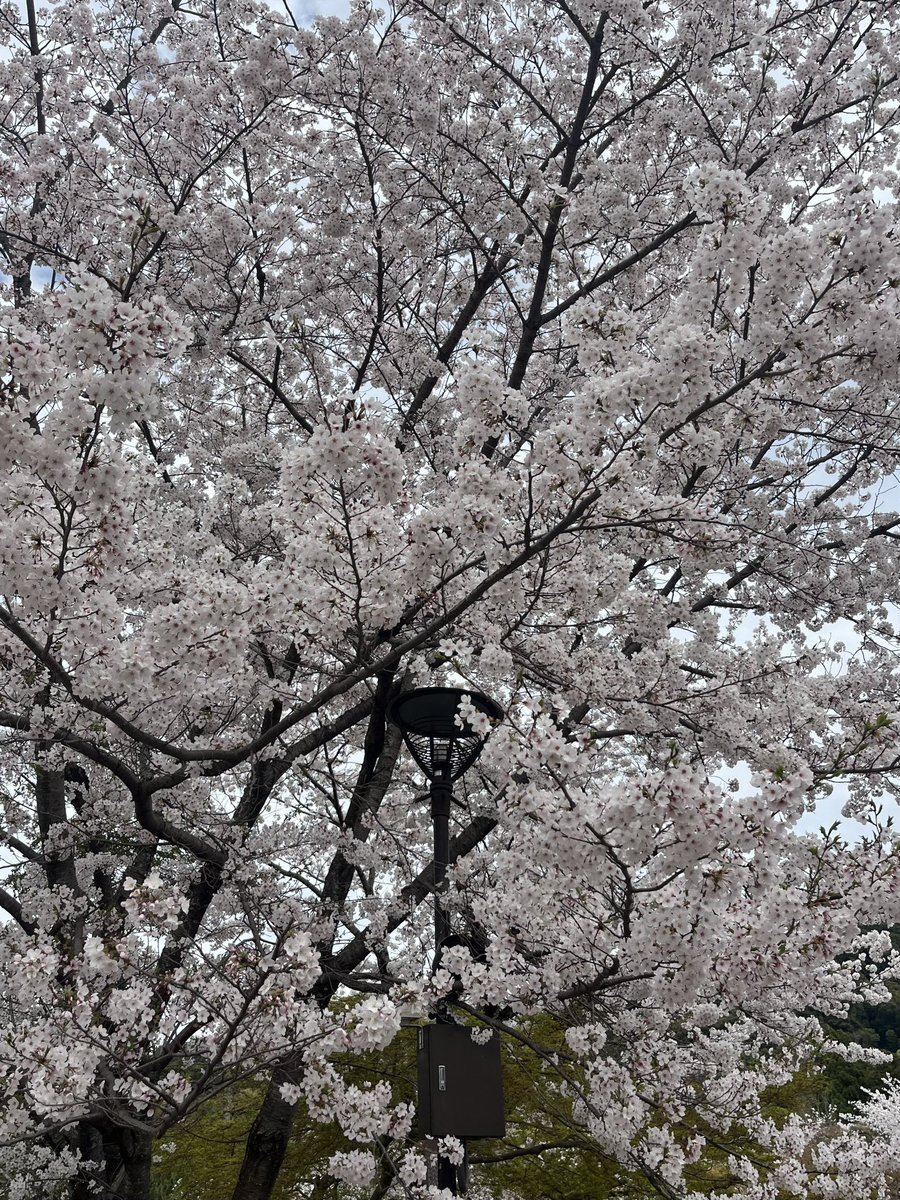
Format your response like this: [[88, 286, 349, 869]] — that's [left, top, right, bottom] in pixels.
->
[[0, 0, 899, 1196]]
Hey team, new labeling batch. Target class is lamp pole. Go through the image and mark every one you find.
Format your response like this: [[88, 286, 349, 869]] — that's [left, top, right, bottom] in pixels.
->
[[429, 761, 453, 976], [389, 686, 503, 1196], [428, 758, 457, 1195]]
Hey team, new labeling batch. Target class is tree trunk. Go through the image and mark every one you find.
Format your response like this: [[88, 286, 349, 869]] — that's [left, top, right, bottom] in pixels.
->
[[36, 765, 85, 958], [231, 1061, 301, 1200], [118, 1128, 153, 1200], [68, 1121, 105, 1200], [68, 1118, 139, 1200]]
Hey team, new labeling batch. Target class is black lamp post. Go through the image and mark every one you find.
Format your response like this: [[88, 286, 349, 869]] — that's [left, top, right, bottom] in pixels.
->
[[389, 686, 504, 1195], [389, 687, 503, 972]]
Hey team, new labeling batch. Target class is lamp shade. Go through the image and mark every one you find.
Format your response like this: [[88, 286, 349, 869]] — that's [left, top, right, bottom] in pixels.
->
[[388, 687, 503, 781]]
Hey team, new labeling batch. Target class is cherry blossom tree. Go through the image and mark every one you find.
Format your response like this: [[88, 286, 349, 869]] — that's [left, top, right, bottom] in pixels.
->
[[2, 0, 900, 1196]]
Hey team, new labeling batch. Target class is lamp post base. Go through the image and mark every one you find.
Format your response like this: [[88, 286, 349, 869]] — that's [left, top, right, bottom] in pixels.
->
[[437, 1153, 457, 1194]]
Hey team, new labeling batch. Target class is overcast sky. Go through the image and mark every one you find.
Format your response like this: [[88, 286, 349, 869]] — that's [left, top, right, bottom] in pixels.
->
[[296, 0, 351, 19]]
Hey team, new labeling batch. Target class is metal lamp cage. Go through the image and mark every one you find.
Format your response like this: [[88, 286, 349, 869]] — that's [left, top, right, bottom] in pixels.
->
[[388, 687, 504, 782]]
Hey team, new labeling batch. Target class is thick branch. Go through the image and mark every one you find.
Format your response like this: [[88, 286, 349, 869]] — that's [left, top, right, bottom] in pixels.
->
[[0, 887, 35, 935]]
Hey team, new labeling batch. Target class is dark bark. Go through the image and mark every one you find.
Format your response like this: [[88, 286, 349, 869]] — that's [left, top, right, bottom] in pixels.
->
[[318, 670, 402, 925], [69, 1122, 105, 1200], [67, 1118, 124, 1200], [36, 765, 85, 957], [36, 766, 72, 887], [118, 1128, 153, 1200], [231, 1057, 303, 1200]]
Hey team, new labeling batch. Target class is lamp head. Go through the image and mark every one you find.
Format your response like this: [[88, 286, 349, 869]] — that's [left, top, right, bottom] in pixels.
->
[[388, 687, 503, 782]]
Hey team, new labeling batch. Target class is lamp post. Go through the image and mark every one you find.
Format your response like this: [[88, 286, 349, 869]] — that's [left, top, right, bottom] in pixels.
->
[[389, 686, 503, 1195]]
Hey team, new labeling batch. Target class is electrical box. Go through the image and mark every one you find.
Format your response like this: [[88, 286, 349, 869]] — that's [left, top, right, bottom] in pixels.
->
[[416, 1023, 505, 1139]]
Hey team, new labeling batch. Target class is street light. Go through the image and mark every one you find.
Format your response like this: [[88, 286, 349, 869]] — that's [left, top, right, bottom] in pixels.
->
[[389, 686, 503, 970], [389, 686, 505, 1196]]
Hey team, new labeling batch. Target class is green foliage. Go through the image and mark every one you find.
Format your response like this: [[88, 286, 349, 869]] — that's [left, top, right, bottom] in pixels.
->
[[818, 997, 900, 1112], [804, 925, 900, 1115], [150, 967, 900, 1200], [151, 1016, 636, 1200], [152, 1029, 418, 1200]]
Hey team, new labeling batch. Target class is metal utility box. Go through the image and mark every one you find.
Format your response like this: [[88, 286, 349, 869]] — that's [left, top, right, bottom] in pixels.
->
[[416, 1024, 505, 1139]]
